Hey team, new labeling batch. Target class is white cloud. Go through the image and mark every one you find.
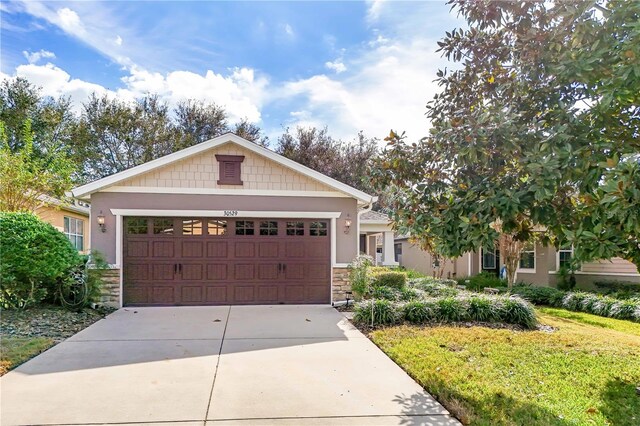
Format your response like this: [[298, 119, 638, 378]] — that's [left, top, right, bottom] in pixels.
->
[[56, 7, 85, 36], [325, 60, 346, 74], [3, 62, 268, 123], [22, 49, 56, 64], [114, 35, 123, 46], [284, 23, 294, 38]]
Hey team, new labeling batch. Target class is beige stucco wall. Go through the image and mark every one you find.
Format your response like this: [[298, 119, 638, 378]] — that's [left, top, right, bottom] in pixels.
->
[[119, 143, 335, 192], [397, 239, 464, 279], [581, 257, 639, 274], [35, 205, 89, 252]]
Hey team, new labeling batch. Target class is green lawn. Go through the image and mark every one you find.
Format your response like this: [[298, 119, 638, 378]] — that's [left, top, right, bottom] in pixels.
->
[[0, 337, 54, 375], [370, 308, 640, 426]]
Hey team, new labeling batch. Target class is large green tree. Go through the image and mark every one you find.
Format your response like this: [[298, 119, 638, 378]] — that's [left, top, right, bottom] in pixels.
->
[[372, 0, 640, 286]]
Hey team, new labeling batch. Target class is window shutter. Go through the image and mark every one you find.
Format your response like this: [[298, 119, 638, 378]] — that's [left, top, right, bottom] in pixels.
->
[[215, 154, 244, 185]]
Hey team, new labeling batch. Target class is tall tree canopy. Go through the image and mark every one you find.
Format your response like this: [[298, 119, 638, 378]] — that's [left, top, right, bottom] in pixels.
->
[[372, 0, 640, 285]]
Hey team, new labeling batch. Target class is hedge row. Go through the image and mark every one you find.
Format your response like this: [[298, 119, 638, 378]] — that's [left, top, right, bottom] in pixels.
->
[[353, 294, 537, 329], [509, 286, 640, 322]]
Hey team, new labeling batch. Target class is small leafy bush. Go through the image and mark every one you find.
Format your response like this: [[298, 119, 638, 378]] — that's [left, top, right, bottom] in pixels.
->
[[562, 292, 590, 311], [399, 287, 422, 301], [510, 286, 564, 306], [348, 255, 374, 298], [0, 212, 82, 309], [411, 278, 460, 297], [402, 300, 437, 323], [436, 297, 469, 322], [463, 272, 506, 291], [608, 299, 639, 321], [591, 296, 616, 317], [399, 268, 429, 279], [499, 296, 537, 329], [594, 280, 640, 297], [467, 295, 500, 322], [353, 299, 400, 325], [371, 286, 401, 301], [557, 266, 577, 291], [371, 271, 407, 290]]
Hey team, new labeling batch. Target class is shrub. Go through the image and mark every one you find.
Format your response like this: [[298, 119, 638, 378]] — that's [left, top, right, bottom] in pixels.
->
[[0, 212, 82, 309], [463, 272, 506, 291], [353, 299, 400, 325], [399, 287, 421, 301], [608, 299, 639, 321], [348, 255, 374, 298], [593, 280, 640, 297], [403, 300, 437, 323], [371, 271, 407, 290], [591, 296, 616, 317], [562, 292, 590, 311], [400, 268, 429, 279], [371, 286, 401, 301], [499, 296, 537, 329], [467, 295, 500, 322], [411, 278, 460, 297], [510, 286, 564, 306], [436, 297, 469, 322], [557, 265, 577, 291]]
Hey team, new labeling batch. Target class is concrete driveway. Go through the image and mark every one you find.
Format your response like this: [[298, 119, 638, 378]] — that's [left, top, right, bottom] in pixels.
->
[[1, 305, 459, 425]]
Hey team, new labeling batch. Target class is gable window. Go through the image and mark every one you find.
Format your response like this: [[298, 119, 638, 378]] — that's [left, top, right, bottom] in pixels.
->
[[260, 221, 278, 236], [558, 245, 573, 269], [215, 154, 244, 185], [286, 221, 305, 236], [482, 248, 496, 269], [519, 241, 535, 270], [235, 220, 255, 235], [310, 221, 328, 236], [64, 216, 84, 250]]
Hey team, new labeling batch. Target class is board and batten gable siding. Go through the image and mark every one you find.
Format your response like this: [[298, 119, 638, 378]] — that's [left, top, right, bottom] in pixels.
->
[[115, 143, 336, 192]]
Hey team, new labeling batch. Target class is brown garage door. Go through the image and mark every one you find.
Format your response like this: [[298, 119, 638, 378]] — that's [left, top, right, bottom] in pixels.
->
[[123, 217, 331, 306]]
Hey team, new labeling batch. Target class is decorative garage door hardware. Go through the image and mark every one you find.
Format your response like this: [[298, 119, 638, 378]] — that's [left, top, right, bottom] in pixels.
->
[[123, 217, 331, 306]]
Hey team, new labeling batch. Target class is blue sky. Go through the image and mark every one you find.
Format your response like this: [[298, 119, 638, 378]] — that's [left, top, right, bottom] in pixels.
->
[[1, 1, 464, 143]]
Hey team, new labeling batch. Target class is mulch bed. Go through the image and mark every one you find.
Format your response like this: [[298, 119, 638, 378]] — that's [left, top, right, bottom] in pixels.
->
[[1, 306, 115, 342]]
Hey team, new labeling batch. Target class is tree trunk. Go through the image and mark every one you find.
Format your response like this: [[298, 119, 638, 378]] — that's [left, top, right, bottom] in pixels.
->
[[500, 234, 525, 291]]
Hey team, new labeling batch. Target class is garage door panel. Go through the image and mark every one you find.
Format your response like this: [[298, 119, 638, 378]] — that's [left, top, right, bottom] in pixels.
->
[[126, 241, 149, 258], [125, 263, 149, 280], [181, 263, 203, 280], [206, 286, 228, 303], [258, 285, 279, 302], [181, 286, 203, 304], [152, 263, 176, 281], [152, 241, 175, 257], [235, 242, 255, 258], [181, 241, 204, 258], [124, 216, 330, 306], [235, 264, 255, 280], [152, 286, 175, 304], [207, 264, 228, 280], [258, 264, 279, 280], [234, 286, 255, 303]]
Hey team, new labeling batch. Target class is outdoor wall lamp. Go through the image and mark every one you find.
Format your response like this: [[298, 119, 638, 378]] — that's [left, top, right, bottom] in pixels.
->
[[344, 214, 352, 234], [97, 211, 106, 233]]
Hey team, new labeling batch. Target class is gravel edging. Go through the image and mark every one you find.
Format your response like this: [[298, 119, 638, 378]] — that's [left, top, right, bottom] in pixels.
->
[[1, 306, 115, 343]]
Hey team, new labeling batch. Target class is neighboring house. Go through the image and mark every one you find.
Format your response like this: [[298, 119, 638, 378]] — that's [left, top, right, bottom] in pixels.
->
[[71, 133, 378, 308], [396, 236, 640, 288], [359, 210, 398, 267], [394, 235, 469, 279], [35, 196, 90, 253]]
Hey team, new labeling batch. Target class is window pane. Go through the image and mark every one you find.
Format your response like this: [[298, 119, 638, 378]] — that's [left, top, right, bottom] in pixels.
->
[[286, 221, 304, 236], [77, 236, 84, 251], [482, 250, 496, 269], [126, 218, 148, 234], [260, 221, 278, 236], [310, 221, 328, 236], [519, 252, 535, 269], [152, 218, 173, 235], [182, 219, 203, 235], [207, 220, 227, 236], [64, 217, 70, 233], [235, 220, 255, 235], [76, 219, 84, 236]]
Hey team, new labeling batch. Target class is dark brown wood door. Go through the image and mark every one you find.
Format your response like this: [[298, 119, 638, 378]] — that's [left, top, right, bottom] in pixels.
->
[[123, 217, 331, 306]]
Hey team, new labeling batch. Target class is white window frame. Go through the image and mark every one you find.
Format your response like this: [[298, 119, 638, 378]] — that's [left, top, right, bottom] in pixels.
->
[[517, 242, 536, 272], [64, 216, 84, 251], [481, 248, 497, 270], [557, 245, 574, 271]]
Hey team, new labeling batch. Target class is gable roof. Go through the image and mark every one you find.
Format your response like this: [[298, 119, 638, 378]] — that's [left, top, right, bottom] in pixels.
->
[[360, 210, 391, 223], [71, 133, 375, 204]]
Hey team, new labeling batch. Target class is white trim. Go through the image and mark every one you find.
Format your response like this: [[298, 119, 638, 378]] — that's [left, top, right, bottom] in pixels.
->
[[103, 186, 350, 198], [110, 209, 342, 219], [556, 246, 574, 271], [330, 217, 337, 267], [72, 133, 375, 204], [481, 247, 497, 270], [334, 263, 350, 268], [467, 252, 472, 276], [549, 270, 640, 277]]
